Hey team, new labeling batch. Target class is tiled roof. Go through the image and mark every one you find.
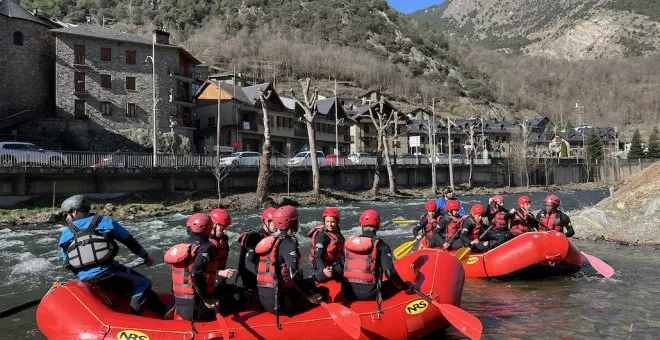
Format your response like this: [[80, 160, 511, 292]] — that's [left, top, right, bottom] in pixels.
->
[[0, 0, 56, 27]]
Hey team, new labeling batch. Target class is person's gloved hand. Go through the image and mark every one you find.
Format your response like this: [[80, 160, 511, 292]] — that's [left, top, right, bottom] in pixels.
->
[[307, 293, 323, 305]]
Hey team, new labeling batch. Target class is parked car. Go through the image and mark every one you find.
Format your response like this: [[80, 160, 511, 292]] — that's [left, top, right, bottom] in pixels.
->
[[220, 152, 261, 166], [428, 153, 449, 164], [0, 142, 67, 166], [324, 154, 348, 166], [396, 154, 421, 165], [347, 153, 377, 165], [288, 151, 325, 166]]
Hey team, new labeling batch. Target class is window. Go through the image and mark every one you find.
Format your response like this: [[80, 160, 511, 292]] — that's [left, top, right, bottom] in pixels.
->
[[364, 125, 370, 133], [74, 72, 85, 93], [100, 47, 111, 61], [125, 103, 136, 117], [125, 50, 136, 64], [125, 77, 136, 91], [74, 44, 85, 64], [100, 101, 112, 115], [101, 74, 111, 89], [276, 116, 282, 127], [208, 116, 215, 127], [13, 31, 23, 46], [74, 100, 86, 119]]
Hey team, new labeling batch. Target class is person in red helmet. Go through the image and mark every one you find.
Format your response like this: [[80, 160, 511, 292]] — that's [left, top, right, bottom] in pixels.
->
[[456, 204, 487, 251], [413, 200, 439, 249], [342, 209, 413, 304], [536, 195, 575, 237], [236, 207, 278, 291], [255, 205, 324, 317], [308, 207, 345, 282], [487, 194, 511, 232], [208, 208, 246, 315], [164, 213, 218, 321], [208, 208, 237, 285], [431, 199, 465, 250], [509, 196, 538, 237]]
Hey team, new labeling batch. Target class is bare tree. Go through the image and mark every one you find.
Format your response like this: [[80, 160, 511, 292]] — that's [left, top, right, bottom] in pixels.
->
[[272, 147, 296, 198], [508, 123, 541, 187], [367, 95, 399, 196], [290, 78, 321, 195], [419, 104, 438, 195], [255, 87, 273, 203], [211, 161, 234, 205], [464, 124, 487, 189], [382, 110, 403, 195]]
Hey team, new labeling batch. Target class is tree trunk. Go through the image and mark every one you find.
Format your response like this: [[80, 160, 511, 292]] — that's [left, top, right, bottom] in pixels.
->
[[468, 154, 474, 189], [255, 106, 272, 203], [305, 120, 320, 194], [370, 131, 383, 197], [447, 119, 455, 190], [382, 135, 396, 195]]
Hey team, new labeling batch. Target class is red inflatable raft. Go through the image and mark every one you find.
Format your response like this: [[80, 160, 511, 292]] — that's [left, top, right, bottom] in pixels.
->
[[453, 231, 584, 279], [37, 249, 465, 339]]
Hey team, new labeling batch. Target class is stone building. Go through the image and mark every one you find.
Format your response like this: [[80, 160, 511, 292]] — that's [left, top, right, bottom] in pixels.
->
[[49, 24, 201, 151], [0, 0, 59, 131]]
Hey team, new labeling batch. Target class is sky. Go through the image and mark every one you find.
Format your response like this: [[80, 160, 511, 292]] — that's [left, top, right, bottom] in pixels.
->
[[387, 0, 445, 14]]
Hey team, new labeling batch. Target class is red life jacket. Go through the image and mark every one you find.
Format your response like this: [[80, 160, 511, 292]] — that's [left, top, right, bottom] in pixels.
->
[[419, 215, 437, 238], [254, 236, 298, 289], [307, 226, 345, 265], [164, 242, 217, 301], [343, 236, 380, 284], [489, 207, 509, 231], [538, 211, 563, 232], [510, 208, 532, 236], [466, 216, 483, 241], [209, 233, 229, 270], [445, 215, 463, 240]]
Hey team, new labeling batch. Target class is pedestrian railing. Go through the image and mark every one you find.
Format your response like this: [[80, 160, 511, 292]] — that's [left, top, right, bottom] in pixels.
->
[[0, 150, 492, 169]]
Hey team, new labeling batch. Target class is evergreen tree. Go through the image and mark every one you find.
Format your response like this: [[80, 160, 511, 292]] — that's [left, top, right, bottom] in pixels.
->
[[628, 129, 644, 159], [560, 140, 568, 158], [647, 126, 660, 159], [585, 129, 603, 163]]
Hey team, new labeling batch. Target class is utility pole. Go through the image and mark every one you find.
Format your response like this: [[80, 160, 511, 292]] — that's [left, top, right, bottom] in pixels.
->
[[216, 80, 221, 160], [447, 118, 455, 191], [431, 99, 437, 194], [334, 79, 339, 162], [145, 39, 157, 167]]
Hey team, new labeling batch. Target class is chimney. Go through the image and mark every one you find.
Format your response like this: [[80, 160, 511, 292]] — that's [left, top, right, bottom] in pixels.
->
[[152, 29, 170, 45]]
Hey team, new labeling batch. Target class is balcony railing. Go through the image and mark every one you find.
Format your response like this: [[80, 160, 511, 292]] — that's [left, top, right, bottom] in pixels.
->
[[0, 150, 492, 169]]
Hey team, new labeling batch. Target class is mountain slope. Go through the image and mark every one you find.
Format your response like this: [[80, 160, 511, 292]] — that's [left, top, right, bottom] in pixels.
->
[[21, 0, 496, 103], [412, 0, 660, 59]]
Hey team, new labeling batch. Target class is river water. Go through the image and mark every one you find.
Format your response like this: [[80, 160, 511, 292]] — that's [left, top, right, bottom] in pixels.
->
[[1, 189, 659, 339]]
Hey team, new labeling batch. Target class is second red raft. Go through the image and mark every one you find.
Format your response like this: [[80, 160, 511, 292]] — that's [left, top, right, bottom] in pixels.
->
[[452, 231, 584, 279]]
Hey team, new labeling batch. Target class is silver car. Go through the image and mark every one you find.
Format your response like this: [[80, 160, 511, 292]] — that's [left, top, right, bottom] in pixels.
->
[[219, 152, 261, 166], [0, 142, 67, 166], [288, 151, 325, 166]]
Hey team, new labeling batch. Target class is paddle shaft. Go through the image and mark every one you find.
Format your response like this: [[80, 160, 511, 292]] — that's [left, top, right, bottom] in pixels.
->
[[411, 287, 482, 340], [0, 261, 145, 319]]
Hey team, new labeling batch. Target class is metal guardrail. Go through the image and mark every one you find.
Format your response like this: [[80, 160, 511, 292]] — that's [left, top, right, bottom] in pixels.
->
[[0, 150, 492, 169]]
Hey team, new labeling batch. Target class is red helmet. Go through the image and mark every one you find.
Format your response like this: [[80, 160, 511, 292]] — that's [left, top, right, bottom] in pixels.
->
[[470, 204, 485, 216], [492, 195, 504, 204], [261, 207, 277, 222], [517, 196, 532, 208], [273, 205, 298, 230], [322, 207, 340, 221], [425, 200, 437, 212], [545, 195, 560, 206], [186, 213, 212, 235], [359, 209, 380, 228], [446, 199, 460, 211], [209, 208, 231, 226]]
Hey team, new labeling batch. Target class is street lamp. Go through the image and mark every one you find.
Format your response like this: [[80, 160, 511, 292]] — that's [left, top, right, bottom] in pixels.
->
[[145, 44, 157, 167]]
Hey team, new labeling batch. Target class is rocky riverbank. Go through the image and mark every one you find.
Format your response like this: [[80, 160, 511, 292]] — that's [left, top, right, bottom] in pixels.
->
[[0, 182, 613, 226], [572, 161, 660, 246]]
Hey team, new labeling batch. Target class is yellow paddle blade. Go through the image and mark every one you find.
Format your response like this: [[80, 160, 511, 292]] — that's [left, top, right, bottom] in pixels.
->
[[392, 219, 418, 225], [393, 240, 417, 260], [455, 247, 472, 262]]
